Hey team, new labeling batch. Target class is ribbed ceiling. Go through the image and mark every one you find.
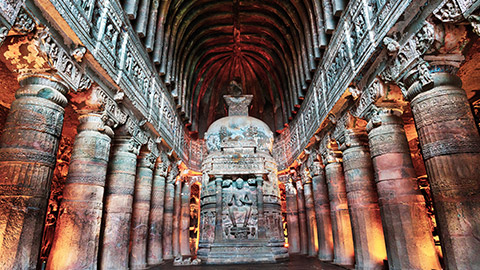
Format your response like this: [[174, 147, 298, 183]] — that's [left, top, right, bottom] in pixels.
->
[[124, 0, 344, 137]]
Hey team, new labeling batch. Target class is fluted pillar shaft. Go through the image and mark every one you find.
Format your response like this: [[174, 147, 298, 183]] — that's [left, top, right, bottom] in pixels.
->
[[285, 180, 300, 254], [47, 113, 113, 269], [172, 178, 182, 257], [130, 150, 155, 269], [147, 159, 168, 265], [324, 150, 354, 266], [303, 177, 318, 257], [162, 169, 177, 260], [311, 162, 334, 261], [180, 179, 192, 257], [295, 179, 308, 255], [100, 135, 139, 270], [407, 71, 480, 269], [0, 75, 68, 270], [366, 109, 440, 270], [342, 128, 387, 270]]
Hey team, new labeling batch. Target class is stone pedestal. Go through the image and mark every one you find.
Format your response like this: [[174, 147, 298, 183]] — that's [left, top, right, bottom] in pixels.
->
[[100, 135, 139, 270], [295, 179, 308, 255], [180, 179, 192, 257], [408, 72, 480, 269], [310, 162, 334, 261], [324, 150, 354, 266], [303, 178, 318, 257], [0, 75, 68, 270], [366, 109, 440, 270], [129, 150, 155, 269], [147, 159, 168, 265], [47, 113, 113, 269], [163, 169, 178, 260], [172, 178, 183, 257], [342, 128, 387, 270], [285, 181, 301, 254]]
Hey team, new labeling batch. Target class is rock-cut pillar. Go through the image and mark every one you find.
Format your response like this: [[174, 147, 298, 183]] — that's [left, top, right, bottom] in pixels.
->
[[310, 161, 334, 261], [172, 178, 182, 257], [130, 150, 155, 269], [163, 168, 178, 260], [407, 70, 480, 269], [0, 75, 68, 270], [285, 180, 300, 254], [303, 175, 318, 257], [100, 133, 139, 270], [179, 179, 192, 257], [295, 179, 308, 255], [342, 128, 387, 269], [366, 109, 440, 270], [47, 113, 113, 269], [147, 159, 168, 265], [324, 148, 355, 266]]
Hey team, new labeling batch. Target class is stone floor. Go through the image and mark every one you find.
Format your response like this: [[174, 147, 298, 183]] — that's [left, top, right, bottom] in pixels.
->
[[149, 255, 349, 270]]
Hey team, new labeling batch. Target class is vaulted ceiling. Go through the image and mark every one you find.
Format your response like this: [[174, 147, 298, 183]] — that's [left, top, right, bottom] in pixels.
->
[[125, 0, 344, 137]]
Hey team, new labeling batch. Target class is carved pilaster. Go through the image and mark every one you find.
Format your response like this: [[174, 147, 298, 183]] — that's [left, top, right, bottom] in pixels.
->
[[300, 161, 318, 257], [147, 151, 171, 265], [400, 22, 480, 269], [163, 164, 179, 260], [130, 146, 157, 269], [284, 176, 300, 254], [309, 157, 334, 261], [47, 107, 114, 269], [366, 107, 441, 270], [0, 74, 68, 270], [322, 141, 354, 266], [100, 124, 142, 270], [341, 128, 387, 269]]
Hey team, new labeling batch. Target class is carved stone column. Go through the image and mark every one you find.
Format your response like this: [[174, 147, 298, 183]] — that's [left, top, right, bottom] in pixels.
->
[[301, 167, 318, 257], [406, 60, 480, 269], [295, 176, 308, 255], [129, 149, 156, 269], [147, 154, 169, 265], [47, 112, 113, 269], [342, 128, 387, 269], [366, 108, 440, 270], [172, 176, 183, 257], [256, 174, 266, 239], [285, 179, 300, 254], [0, 75, 68, 270], [310, 161, 334, 261], [324, 144, 354, 266], [100, 131, 140, 270], [180, 177, 193, 257], [163, 166, 178, 260]]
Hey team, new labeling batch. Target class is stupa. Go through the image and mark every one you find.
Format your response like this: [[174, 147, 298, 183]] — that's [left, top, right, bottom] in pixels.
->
[[197, 85, 288, 264]]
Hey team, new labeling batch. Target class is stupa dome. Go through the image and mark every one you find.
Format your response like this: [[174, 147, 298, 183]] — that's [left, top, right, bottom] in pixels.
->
[[205, 95, 274, 153]]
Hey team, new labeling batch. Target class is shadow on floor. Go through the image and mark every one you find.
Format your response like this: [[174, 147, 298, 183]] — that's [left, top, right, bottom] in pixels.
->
[[149, 255, 347, 270]]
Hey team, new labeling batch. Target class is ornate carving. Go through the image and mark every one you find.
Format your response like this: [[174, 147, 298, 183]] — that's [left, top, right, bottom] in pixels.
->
[[11, 9, 35, 34], [38, 29, 92, 91], [433, 0, 464, 22]]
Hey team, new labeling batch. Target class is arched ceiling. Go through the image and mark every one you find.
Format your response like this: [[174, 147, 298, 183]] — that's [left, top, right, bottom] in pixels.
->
[[125, 0, 344, 137]]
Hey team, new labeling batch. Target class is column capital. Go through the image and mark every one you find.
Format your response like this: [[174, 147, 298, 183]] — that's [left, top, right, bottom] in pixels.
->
[[0, 24, 91, 91], [365, 106, 404, 133], [155, 151, 171, 177], [342, 128, 369, 150], [167, 163, 180, 184], [321, 139, 342, 165]]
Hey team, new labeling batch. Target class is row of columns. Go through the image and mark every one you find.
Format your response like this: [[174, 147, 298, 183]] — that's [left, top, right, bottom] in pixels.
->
[[284, 69, 480, 269], [0, 74, 196, 269]]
